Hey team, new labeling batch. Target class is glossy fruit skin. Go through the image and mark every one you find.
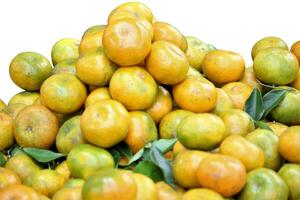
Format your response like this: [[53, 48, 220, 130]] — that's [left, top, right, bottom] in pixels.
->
[[41, 74, 87, 114], [197, 154, 247, 197], [52, 187, 82, 200], [267, 121, 288, 136], [203, 50, 245, 84], [271, 87, 300, 125], [246, 129, 282, 170], [182, 188, 223, 200], [251, 36, 288, 59], [51, 38, 80, 65], [219, 109, 255, 137], [237, 168, 289, 200], [0, 184, 40, 200], [212, 88, 234, 114], [0, 167, 21, 189], [13, 105, 59, 149], [109, 66, 158, 110], [85, 87, 111, 108], [153, 22, 187, 52], [67, 143, 114, 179], [177, 113, 226, 150], [222, 82, 252, 109], [81, 100, 129, 148], [146, 86, 172, 124], [173, 76, 217, 113], [187, 67, 202, 77], [133, 173, 157, 200], [253, 48, 299, 85], [278, 164, 300, 200], [55, 161, 71, 180], [56, 115, 86, 154], [220, 135, 265, 171], [240, 66, 262, 90], [173, 141, 187, 157], [0, 112, 14, 150], [103, 18, 152, 66], [82, 169, 137, 200], [279, 126, 300, 164], [125, 111, 158, 153], [9, 52, 52, 91], [173, 150, 209, 188], [76, 50, 117, 86], [79, 25, 106, 55], [159, 109, 193, 139], [146, 41, 189, 85], [53, 59, 77, 75], [8, 91, 39, 106], [155, 181, 181, 200], [185, 36, 211, 71]]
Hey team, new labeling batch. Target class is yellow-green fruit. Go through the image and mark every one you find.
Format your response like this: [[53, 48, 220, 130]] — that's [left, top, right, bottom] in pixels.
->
[[0, 99, 5, 111], [187, 66, 202, 77], [64, 179, 85, 188], [67, 143, 114, 179], [9, 52, 52, 91], [52, 187, 82, 200], [212, 88, 234, 114], [182, 188, 223, 200], [84, 87, 111, 108], [79, 25, 106, 55], [0, 167, 21, 189], [267, 121, 288, 136], [278, 164, 300, 200], [0, 112, 14, 151], [8, 91, 39, 106], [53, 59, 77, 75], [51, 38, 80, 65], [55, 161, 71, 180], [133, 173, 157, 200], [3, 103, 27, 119]]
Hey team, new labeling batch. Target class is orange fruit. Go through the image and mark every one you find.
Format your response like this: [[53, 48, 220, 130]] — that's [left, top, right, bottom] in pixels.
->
[[153, 22, 187, 52], [85, 87, 111, 108], [79, 25, 106, 55], [8, 91, 39, 106], [251, 36, 288, 59], [159, 109, 193, 139], [146, 41, 189, 85], [291, 70, 300, 90], [197, 154, 247, 197], [146, 86, 173, 124], [253, 48, 299, 85], [172, 76, 217, 112], [182, 188, 223, 200], [291, 40, 300, 63], [0, 99, 5, 111], [267, 121, 288, 136], [278, 164, 300, 200], [109, 66, 158, 110], [133, 173, 157, 200], [103, 18, 152, 66], [177, 113, 226, 150], [173, 141, 187, 157], [240, 66, 262, 90], [0, 167, 21, 189], [76, 50, 117, 86], [55, 161, 71, 180], [82, 169, 137, 200], [9, 52, 52, 91], [3, 103, 27, 119], [202, 50, 245, 84], [52, 187, 82, 200], [220, 135, 265, 171], [81, 100, 129, 148], [279, 126, 300, 164], [155, 181, 181, 200], [173, 150, 209, 188], [125, 111, 158, 153], [0, 184, 40, 200], [53, 59, 77, 75], [0, 112, 14, 151], [41, 74, 87, 114], [212, 88, 234, 114], [222, 82, 252, 109], [51, 38, 80, 65], [187, 66, 202, 77]]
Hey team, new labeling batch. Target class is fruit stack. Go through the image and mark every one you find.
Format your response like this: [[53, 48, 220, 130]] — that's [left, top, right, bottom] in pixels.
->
[[1, 2, 300, 200]]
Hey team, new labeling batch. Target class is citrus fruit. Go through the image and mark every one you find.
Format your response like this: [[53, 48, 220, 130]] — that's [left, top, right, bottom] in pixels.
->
[[172, 76, 217, 112], [279, 126, 300, 164], [290, 69, 300, 90], [9, 52, 52, 91], [55, 161, 71, 180], [182, 188, 223, 200], [109, 66, 158, 110], [202, 50, 245, 84], [251, 36, 288, 59], [51, 38, 80, 65], [79, 25, 106, 55], [278, 164, 300, 200], [197, 154, 246, 197], [173, 150, 209, 188], [40, 73, 87, 114], [133, 173, 157, 200], [173, 141, 187, 157], [291, 40, 300, 62], [222, 82, 252, 109], [159, 109, 193, 139], [253, 48, 299, 85], [0, 112, 14, 151], [84, 87, 111, 108], [8, 91, 39, 106], [177, 113, 226, 150], [52, 187, 82, 200], [82, 169, 137, 200], [81, 100, 129, 148], [220, 135, 265, 171], [146, 86, 172, 124], [0, 99, 5, 111], [125, 111, 158, 153], [146, 41, 189, 85], [64, 179, 85, 188], [67, 143, 114, 179], [155, 181, 181, 200], [239, 66, 262, 90], [187, 66, 202, 77], [212, 88, 234, 114], [76, 50, 117, 86], [0, 184, 40, 200], [0, 167, 21, 189], [267, 121, 288, 136], [237, 168, 288, 200], [3, 103, 27, 119], [53, 59, 77, 75]]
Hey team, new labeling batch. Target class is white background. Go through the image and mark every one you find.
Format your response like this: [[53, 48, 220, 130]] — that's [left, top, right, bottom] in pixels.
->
[[0, 0, 300, 103]]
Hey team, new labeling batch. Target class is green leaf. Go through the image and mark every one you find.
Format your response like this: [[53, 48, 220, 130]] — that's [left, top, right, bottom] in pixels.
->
[[23, 148, 65, 163], [115, 142, 132, 159], [152, 139, 177, 154], [255, 121, 273, 131], [244, 87, 264, 121], [0, 152, 6, 166], [125, 148, 144, 166], [150, 146, 174, 185], [134, 160, 163, 182], [10, 146, 23, 156], [262, 89, 287, 118], [108, 149, 121, 167]]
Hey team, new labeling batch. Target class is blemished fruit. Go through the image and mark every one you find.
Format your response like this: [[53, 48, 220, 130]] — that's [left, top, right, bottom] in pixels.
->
[[51, 38, 80, 65], [278, 164, 300, 200], [53, 59, 77, 75], [8, 91, 40, 106]]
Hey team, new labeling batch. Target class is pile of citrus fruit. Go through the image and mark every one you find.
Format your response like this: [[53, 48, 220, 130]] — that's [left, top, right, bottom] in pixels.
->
[[1, 2, 300, 200]]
